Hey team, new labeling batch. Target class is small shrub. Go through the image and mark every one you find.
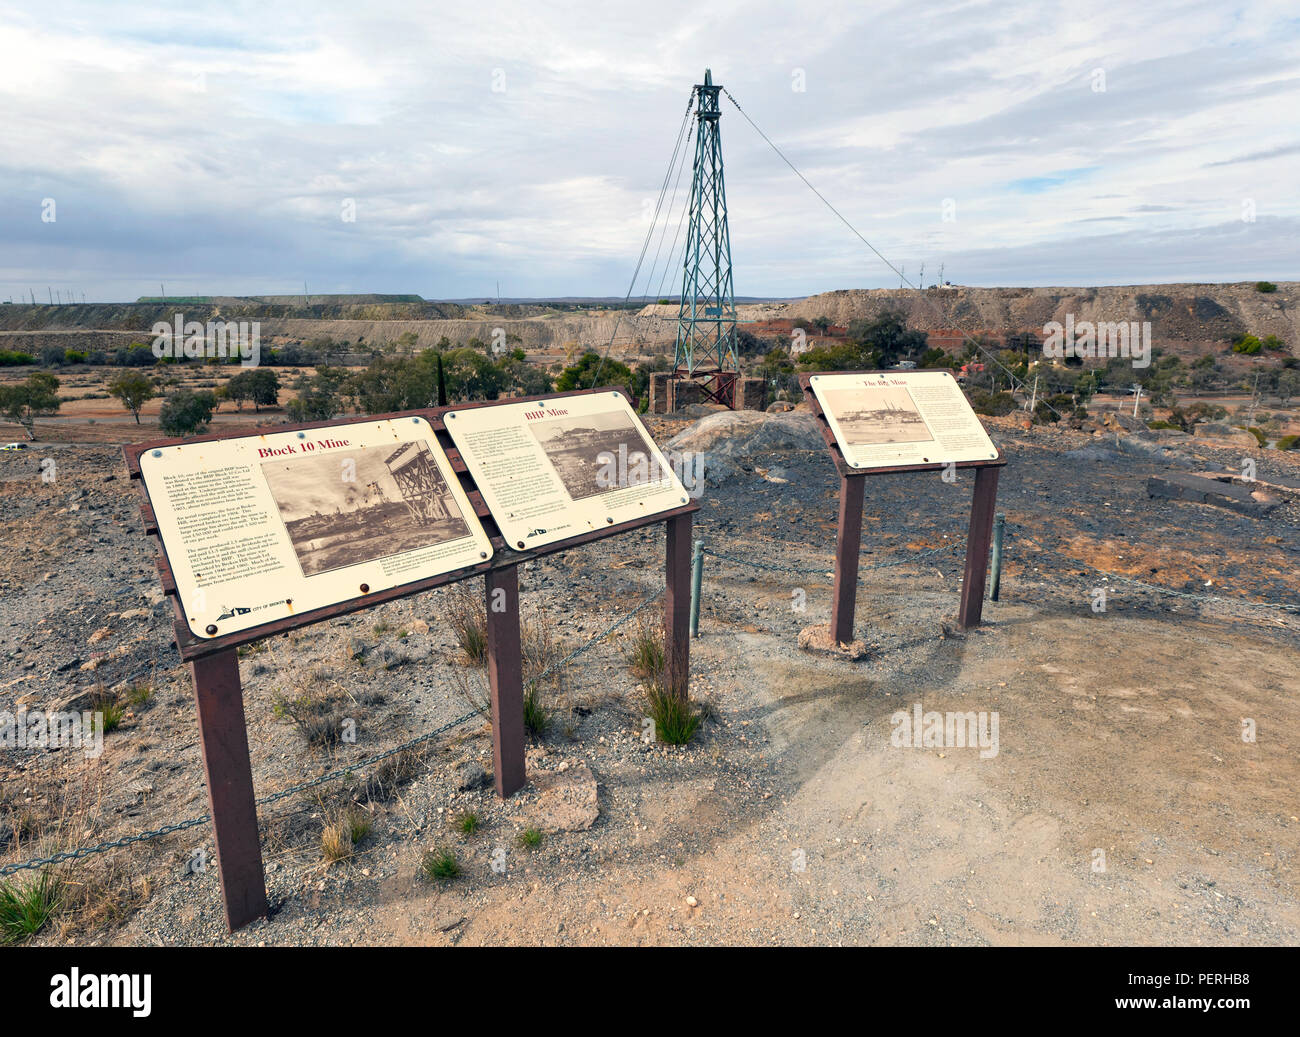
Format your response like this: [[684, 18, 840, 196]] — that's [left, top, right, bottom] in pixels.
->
[[421, 848, 461, 881], [321, 823, 352, 862], [967, 390, 1017, 416], [517, 827, 543, 850], [125, 683, 153, 707], [523, 683, 550, 736], [626, 615, 665, 681], [1276, 434, 1299, 451], [321, 807, 372, 862], [271, 689, 355, 747], [455, 811, 481, 836], [0, 871, 62, 944], [89, 690, 125, 734], [645, 683, 702, 745], [1255, 281, 1277, 293], [445, 585, 487, 664]]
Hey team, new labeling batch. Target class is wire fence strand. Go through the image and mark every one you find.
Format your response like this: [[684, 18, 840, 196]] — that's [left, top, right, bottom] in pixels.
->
[[3, 531, 1294, 880]]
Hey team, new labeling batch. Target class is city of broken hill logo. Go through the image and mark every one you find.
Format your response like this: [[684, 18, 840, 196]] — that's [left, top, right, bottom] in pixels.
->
[[216, 604, 252, 621], [526, 528, 549, 538]]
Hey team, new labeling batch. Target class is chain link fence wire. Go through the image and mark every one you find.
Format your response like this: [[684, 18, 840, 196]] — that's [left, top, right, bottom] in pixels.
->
[[701, 540, 960, 577], [0, 586, 669, 879], [5, 529, 1294, 880]]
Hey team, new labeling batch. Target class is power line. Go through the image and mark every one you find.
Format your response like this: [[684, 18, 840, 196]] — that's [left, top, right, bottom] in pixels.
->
[[588, 91, 696, 390], [719, 86, 1063, 419]]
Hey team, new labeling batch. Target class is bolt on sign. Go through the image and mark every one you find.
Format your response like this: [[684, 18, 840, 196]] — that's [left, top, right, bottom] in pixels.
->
[[444, 390, 692, 551], [138, 416, 492, 640], [808, 370, 999, 470]]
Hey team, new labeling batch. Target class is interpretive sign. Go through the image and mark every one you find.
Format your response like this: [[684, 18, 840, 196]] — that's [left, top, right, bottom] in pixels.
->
[[444, 389, 691, 551], [126, 388, 699, 934], [809, 369, 998, 470], [798, 370, 1006, 643], [138, 416, 492, 641]]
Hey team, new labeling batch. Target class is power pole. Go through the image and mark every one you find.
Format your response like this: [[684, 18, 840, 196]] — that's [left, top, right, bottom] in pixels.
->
[[918, 262, 925, 290], [1132, 383, 1142, 418], [899, 264, 905, 290], [1029, 374, 1039, 412], [1247, 372, 1261, 426]]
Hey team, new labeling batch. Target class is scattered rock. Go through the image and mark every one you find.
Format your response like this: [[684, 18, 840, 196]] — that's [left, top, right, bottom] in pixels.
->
[[666, 409, 824, 458], [1192, 422, 1259, 450], [49, 688, 102, 713], [1147, 472, 1278, 517], [526, 760, 599, 832], [454, 760, 490, 791], [797, 624, 869, 661], [1101, 411, 1152, 436]]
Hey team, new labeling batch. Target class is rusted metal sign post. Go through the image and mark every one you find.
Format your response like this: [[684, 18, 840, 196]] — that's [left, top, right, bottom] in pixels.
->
[[126, 388, 697, 932], [798, 371, 1007, 643]]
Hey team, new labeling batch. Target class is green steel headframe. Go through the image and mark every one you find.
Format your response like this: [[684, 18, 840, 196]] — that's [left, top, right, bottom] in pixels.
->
[[674, 69, 739, 377]]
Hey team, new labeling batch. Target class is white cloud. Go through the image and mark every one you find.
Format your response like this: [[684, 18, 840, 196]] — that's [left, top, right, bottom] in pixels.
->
[[0, 0, 1296, 301]]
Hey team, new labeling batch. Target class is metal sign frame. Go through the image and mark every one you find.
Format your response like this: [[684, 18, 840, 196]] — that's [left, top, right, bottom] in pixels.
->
[[798, 371, 1007, 643], [124, 386, 698, 932]]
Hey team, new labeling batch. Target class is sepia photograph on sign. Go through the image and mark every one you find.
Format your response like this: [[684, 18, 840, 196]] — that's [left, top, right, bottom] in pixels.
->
[[262, 440, 471, 576], [527, 408, 661, 501], [819, 385, 934, 446], [445, 390, 691, 552], [810, 370, 1000, 469]]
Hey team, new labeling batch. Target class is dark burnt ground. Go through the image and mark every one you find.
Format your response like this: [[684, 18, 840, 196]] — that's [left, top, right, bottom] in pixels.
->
[[646, 413, 1300, 632], [1, 413, 1298, 947]]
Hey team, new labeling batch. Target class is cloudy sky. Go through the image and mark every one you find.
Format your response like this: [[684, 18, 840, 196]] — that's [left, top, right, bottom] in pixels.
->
[[1, 0, 1297, 302]]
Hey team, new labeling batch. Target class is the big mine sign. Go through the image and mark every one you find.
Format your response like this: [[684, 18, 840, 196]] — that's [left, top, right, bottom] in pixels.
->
[[127, 389, 698, 932]]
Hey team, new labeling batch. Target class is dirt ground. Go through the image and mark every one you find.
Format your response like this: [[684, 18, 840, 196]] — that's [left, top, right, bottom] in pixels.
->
[[1, 407, 1298, 946]]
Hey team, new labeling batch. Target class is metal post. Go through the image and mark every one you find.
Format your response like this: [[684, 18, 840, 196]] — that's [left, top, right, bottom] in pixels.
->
[[958, 466, 1001, 628], [485, 566, 526, 798], [689, 539, 704, 638], [990, 512, 1005, 602], [664, 512, 693, 699], [830, 474, 865, 644], [188, 648, 268, 933]]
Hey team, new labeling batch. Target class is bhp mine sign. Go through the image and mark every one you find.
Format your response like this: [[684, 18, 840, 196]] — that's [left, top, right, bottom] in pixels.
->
[[137, 416, 492, 641], [444, 390, 690, 551]]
